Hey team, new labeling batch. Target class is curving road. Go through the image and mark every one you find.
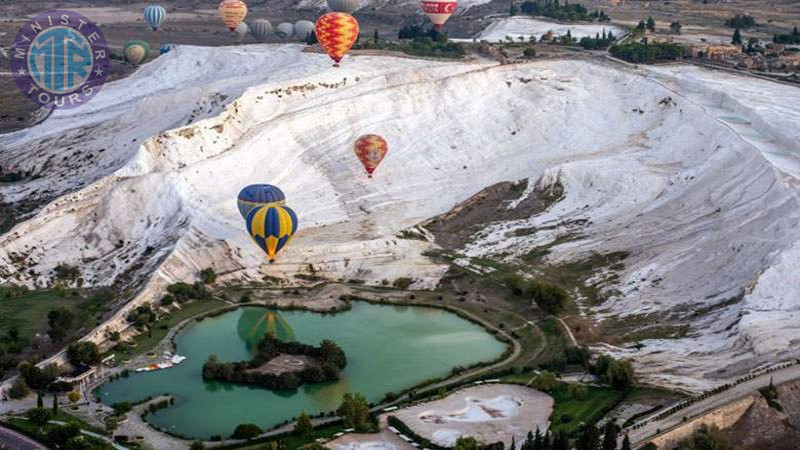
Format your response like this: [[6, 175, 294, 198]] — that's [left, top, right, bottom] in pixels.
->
[[627, 363, 800, 446]]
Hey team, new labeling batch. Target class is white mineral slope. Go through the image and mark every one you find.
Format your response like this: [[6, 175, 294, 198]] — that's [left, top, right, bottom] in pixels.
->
[[463, 64, 800, 391], [0, 45, 327, 214], [1, 44, 799, 390], [467, 16, 627, 42]]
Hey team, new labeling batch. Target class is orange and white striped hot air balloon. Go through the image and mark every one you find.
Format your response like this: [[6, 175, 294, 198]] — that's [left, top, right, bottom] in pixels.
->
[[420, 0, 458, 31], [315, 12, 359, 66], [354, 134, 388, 178], [219, 0, 248, 32]]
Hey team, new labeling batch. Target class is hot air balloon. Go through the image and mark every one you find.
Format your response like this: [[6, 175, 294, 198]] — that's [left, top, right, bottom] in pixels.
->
[[250, 19, 272, 42], [294, 20, 315, 41], [219, 0, 248, 32], [276, 22, 294, 39], [123, 40, 150, 66], [246, 205, 298, 263], [235, 21, 249, 40], [237, 309, 296, 351], [421, 0, 457, 31], [159, 43, 178, 55], [143, 5, 167, 31], [327, 0, 361, 14], [354, 134, 388, 177], [315, 12, 359, 65], [237, 184, 286, 220]]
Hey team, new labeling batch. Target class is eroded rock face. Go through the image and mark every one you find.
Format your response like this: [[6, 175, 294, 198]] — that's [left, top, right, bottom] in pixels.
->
[[2, 45, 799, 391]]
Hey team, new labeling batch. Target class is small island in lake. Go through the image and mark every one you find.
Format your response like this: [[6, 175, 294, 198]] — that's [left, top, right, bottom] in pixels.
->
[[202, 334, 347, 390]]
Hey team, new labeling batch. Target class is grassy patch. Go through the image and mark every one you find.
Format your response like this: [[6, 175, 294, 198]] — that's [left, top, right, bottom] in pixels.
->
[[109, 298, 226, 360], [0, 286, 114, 344], [549, 383, 627, 435], [3, 409, 112, 449]]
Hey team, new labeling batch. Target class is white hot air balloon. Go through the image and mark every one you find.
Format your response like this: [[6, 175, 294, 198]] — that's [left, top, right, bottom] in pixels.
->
[[327, 0, 361, 14], [250, 19, 272, 42], [276, 22, 294, 39], [294, 20, 315, 41], [235, 21, 249, 40]]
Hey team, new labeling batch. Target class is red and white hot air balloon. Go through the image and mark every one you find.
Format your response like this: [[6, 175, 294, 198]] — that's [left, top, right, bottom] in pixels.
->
[[420, 0, 457, 31]]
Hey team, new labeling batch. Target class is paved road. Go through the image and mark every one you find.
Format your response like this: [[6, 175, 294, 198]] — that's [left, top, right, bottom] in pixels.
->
[[0, 424, 46, 450], [627, 363, 800, 445]]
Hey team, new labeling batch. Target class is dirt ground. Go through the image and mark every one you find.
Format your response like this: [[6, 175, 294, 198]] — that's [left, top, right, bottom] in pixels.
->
[[391, 384, 553, 448], [247, 353, 315, 375]]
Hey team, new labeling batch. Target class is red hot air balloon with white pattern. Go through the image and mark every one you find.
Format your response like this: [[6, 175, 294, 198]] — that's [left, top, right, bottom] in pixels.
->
[[420, 0, 457, 31], [354, 134, 388, 178]]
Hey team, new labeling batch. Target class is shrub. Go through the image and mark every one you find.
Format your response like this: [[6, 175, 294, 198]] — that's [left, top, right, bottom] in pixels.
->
[[232, 423, 262, 440]]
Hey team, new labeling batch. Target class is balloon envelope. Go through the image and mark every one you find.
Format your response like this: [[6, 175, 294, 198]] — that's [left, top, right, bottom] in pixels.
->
[[294, 20, 315, 41], [246, 205, 298, 262], [276, 22, 294, 38], [237, 184, 286, 219], [250, 19, 272, 42], [354, 134, 388, 176], [420, 0, 458, 30], [123, 40, 150, 66], [327, 0, 361, 14], [235, 21, 249, 39], [219, 0, 248, 32], [315, 12, 359, 64], [143, 5, 166, 31]]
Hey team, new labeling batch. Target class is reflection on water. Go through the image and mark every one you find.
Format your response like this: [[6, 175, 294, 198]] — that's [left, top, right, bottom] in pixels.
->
[[97, 302, 507, 439]]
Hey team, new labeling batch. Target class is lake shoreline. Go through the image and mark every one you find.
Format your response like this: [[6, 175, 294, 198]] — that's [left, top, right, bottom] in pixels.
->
[[94, 287, 516, 443]]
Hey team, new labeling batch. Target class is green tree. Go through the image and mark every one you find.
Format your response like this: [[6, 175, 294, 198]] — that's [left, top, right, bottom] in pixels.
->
[[105, 416, 119, 435], [111, 401, 132, 417], [47, 307, 75, 342], [641, 444, 658, 450], [295, 411, 313, 436], [646, 16, 656, 32], [532, 371, 558, 392], [8, 376, 30, 399], [199, 268, 217, 284], [190, 441, 206, 450], [732, 28, 742, 44], [337, 392, 371, 432], [232, 423, 263, 440], [601, 421, 618, 450], [455, 436, 479, 450], [577, 424, 600, 450], [27, 407, 52, 428], [621, 434, 631, 450], [552, 431, 570, 450], [373, 29, 380, 42], [66, 341, 101, 367], [67, 391, 81, 404], [52, 392, 59, 414], [670, 21, 682, 34]]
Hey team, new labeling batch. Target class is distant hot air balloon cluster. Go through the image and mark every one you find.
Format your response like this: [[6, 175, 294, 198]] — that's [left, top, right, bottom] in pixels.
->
[[237, 185, 298, 263]]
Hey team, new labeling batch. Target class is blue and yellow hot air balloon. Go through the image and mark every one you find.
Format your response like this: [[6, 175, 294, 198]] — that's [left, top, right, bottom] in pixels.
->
[[246, 205, 298, 262], [237, 184, 286, 219], [237, 309, 296, 351], [143, 5, 167, 31]]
